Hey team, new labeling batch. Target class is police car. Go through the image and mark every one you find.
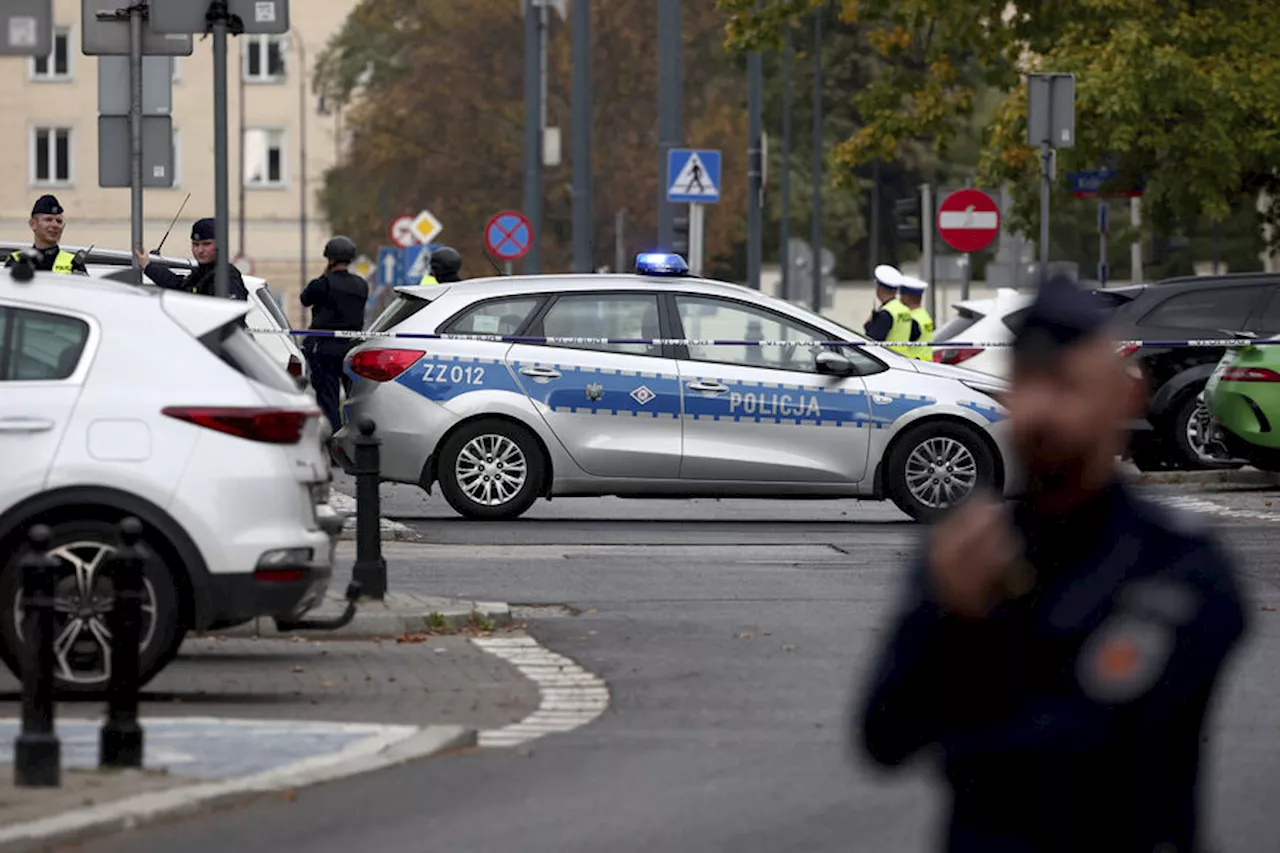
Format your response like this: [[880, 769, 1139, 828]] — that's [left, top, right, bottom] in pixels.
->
[[333, 254, 1019, 522]]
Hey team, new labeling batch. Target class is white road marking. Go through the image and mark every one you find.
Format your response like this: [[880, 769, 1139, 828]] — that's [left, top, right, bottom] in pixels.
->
[[1153, 495, 1279, 523], [472, 633, 609, 749]]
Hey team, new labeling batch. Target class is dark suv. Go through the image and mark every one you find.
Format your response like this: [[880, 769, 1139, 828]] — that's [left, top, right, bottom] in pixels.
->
[[1110, 273, 1280, 470]]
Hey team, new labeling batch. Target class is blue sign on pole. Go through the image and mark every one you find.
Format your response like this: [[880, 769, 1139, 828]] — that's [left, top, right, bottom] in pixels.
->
[[377, 247, 402, 287], [666, 149, 722, 204], [402, 245, 427, 283], [1069, 167, 1145, 199]]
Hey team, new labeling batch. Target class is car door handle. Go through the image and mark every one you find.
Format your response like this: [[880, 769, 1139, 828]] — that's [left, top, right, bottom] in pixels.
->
[[519, 366, 562, 379], [0, 417, 55, 434], [686, 381, 729, 393]]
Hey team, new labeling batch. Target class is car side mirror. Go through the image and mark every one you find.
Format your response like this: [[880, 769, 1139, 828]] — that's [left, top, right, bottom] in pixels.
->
[[815, 350, 855, 376]]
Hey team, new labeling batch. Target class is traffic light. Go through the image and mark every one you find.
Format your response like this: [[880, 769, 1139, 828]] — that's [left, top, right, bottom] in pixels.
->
[[894, 197, 922, 248], [673, 215, 690, 255]]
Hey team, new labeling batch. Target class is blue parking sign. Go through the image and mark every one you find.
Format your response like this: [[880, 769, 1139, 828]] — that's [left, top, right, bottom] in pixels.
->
[[377, 247, 402, 286]]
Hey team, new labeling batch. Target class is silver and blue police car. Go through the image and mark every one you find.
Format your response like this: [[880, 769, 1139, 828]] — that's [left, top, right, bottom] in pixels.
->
[[333, 253, 1020, 522]]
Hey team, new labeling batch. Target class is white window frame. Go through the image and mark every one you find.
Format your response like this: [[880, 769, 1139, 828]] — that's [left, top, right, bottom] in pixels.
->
[[171, 56, 181, 83], [171, 127, 182, 188], [29, 125, 74, 188], [28, 26, 73, 82], [242, 34, 286, 83], [243, 127, 287, 189]]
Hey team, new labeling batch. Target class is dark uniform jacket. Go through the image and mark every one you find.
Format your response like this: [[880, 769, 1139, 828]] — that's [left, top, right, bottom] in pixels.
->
[[4, 245, 88, 275], [145, 260, 248, 300], [859, 481, 1247, 853], [300, 269, 369, 354]]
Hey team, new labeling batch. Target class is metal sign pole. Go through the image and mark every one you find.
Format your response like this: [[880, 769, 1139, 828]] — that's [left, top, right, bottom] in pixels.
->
[[212, 4, 230, 299], [688, 203, 704, 276], [129, 8, 143, 284]]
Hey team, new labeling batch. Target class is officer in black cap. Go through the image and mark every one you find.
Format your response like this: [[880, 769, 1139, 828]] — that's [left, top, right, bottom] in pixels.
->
[[133, 217, 247, 300], [858, 273, 1248, 853], [5, 194, 88, 275], [300, 236, 370, 434]]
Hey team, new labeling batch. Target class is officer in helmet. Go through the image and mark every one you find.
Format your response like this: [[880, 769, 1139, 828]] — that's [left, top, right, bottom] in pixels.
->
[[418, 245, 462, 285], [300, 236, 370, 434]]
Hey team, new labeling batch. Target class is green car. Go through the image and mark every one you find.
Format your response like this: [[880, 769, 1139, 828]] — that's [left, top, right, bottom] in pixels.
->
[[1205, 336, 1280, 470]]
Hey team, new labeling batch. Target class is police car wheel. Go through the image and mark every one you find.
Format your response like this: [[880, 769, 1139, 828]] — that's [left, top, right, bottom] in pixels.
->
[[887, 422, 995, 523], [0, 519, 186, 698], [437, 420, 545, 521]]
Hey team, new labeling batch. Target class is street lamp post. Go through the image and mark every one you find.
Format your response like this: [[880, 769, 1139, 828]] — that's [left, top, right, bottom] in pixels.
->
[[291, 29, 308, 293]]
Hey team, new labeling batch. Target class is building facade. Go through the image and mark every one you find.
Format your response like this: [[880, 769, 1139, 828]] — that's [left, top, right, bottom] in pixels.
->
[[0, 0, 360, 325]]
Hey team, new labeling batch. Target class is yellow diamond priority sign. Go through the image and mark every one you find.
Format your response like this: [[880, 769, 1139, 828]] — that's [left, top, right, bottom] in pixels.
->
[[411, 209, 443, 245], [351, 255, 374, 279]]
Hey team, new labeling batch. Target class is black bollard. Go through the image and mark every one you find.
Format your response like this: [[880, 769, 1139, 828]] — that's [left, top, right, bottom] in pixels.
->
[[100, 517, 145, 769], [350, 417, 387, 599], [14, 525, 61, 787]]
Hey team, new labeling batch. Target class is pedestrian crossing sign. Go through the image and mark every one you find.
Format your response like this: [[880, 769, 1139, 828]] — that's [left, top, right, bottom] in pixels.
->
[[667, 149, 721, 204]]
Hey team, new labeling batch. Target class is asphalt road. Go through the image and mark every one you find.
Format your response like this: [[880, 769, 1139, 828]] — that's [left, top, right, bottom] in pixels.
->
[[73, 481, 1280, 853]]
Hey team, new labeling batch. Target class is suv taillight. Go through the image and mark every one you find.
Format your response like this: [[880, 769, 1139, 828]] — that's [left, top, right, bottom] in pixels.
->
[[287, 355, 304, 377], [162, 406, 317, 444], [934, 347, 982, 365], [349, 348, 425, 382], [1117, 344, 1140, 358], [1221, 367, 1280, 383]]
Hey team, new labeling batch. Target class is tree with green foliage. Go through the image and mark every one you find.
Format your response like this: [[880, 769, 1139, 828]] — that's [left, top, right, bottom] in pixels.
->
[[719, 0, 1280, 252]]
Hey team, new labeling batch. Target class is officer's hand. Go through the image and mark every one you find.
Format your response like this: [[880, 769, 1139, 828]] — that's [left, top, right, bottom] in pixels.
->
[[133, 249, 149, 267], [927, 492, 1020, 619]]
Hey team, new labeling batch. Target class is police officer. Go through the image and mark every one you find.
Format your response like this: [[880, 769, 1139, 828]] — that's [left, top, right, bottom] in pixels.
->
[[301, 236, 369, 434], [858, 273, 1248, 853], [863, 264, 914, 356], [418, 245, 462, 286], [5, 195, 88, 275], [134, 218, 248, 299], [898, 276, 934, 360]]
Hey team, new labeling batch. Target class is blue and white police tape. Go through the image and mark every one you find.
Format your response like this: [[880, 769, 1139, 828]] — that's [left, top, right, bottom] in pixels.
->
[[251, 327, 1273, 350]]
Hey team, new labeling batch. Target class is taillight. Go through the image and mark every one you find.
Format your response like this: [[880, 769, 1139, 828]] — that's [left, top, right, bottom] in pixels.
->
[[1117, 344, 1140, 358], [348, 348, 425, 382], [1221, 367, 1280, 383], [934, 347, 982, 365], [162, 406, 317, 444], [287, 355, 304, 377]]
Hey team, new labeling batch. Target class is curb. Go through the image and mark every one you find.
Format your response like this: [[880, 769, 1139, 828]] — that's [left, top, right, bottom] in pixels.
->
[[214, 593, 513, 640], [1128, 467, 1280, 487], [0, 724, 474, 853], [329, 492, 420, 542]]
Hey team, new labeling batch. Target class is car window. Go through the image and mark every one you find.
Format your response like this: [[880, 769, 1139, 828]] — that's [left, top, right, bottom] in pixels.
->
[[254, 287, 293, 330], [446, 297, 542, 337], [369, 295, 430, 333], [1002, 306, 1031, 333], [674, 294, 880, 375], [1247, 289, 1280, 333], [0, 307, 90, 381], [538, 293, 662, 357], [935, 309, 983, 341], [1140, 286, 1264, 332]]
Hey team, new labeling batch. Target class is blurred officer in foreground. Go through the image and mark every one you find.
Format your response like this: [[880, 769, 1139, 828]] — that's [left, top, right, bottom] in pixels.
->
[[301, 236, 369, 434], [418, 245, 463, 285], [5, 194, 88, 274], [899, 276, 934, 360], [858, 273, 1248, 853], [864, 264, 913, 356], [135, 218, 247, 299]]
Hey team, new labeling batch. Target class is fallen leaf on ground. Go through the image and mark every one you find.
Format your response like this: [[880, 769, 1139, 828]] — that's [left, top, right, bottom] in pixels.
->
[[586, 608, 598, 614], [292, 666, 306, 673], [1262, 605, 1276, 612], [320, 681, 335, 688], [782, 644, 797, 652], [763, 631, 772, 636], [396, 633, 428, 644], [283, 790, 297, 802], [737, 632, 754, 639]]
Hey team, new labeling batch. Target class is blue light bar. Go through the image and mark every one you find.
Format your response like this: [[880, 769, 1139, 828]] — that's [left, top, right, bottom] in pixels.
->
[[635, 252, 689, 277]]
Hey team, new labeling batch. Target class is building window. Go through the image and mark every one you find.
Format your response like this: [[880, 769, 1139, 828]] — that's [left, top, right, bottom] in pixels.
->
[[244, 128, 285, 187], [30, 27, 71, 81], [243, 35, 285, 82], [31, 127, 72, 186]]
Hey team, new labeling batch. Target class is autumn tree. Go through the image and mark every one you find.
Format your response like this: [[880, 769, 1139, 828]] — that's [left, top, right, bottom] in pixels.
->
[[314, 0, 752, 277], [718, 0, 1280, 250]]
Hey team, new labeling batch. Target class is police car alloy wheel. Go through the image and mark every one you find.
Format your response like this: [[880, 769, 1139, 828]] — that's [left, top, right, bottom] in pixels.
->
[[886, 421, 995, 522], [437, 419, 546, 520], [0, 520, 186, 697]]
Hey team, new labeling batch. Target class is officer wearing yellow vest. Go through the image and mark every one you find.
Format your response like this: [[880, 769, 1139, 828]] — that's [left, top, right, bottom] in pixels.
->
[[863, 264, 914, 356], [417, 245, 463, 286], [899, 275, 935, 360], [4, 195, 89, 275]]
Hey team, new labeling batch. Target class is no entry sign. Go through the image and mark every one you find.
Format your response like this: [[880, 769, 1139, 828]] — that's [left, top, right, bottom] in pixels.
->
[[485, 210, 533, 262], [936, 188, 1001, 253]]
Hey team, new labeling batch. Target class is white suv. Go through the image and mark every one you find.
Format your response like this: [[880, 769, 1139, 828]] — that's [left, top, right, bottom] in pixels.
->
[[0, 261, 342, 695]]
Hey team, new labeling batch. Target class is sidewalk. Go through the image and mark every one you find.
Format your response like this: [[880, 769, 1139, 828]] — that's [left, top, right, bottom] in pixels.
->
[[0, 633, 540, 851]]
